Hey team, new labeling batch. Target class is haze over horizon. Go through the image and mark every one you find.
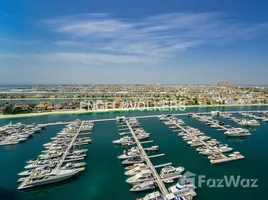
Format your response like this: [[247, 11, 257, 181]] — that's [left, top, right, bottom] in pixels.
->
[[1, 0, 268, 85]]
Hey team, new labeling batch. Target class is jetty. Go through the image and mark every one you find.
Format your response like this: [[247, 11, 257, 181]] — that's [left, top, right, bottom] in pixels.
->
[[125, 119, 170, 195], [36, 110, 268, 127], [192, 114, 230, 131], [165, 117, 245, 164]]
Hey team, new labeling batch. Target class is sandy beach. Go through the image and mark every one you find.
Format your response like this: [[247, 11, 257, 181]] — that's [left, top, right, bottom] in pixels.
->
[[0, 104, 267, 119]]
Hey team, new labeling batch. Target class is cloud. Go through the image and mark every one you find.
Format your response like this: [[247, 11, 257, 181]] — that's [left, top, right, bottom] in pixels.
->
[[0, 52, 155, 66], [0, 53, 23, 59], [54, 40, 83, 47], [3, 12, 267, 68], [42, 12, 268, 58]]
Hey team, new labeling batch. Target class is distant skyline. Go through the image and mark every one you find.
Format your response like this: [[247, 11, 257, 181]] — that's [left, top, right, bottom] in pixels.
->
[[1, 0, 268, 84]]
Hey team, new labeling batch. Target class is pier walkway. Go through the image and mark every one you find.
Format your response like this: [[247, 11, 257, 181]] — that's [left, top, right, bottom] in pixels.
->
[[55, 121, 85, 170], [125, 119, 169, 196], [193, 114, 230, 131], [166, 117, 244, 164], [38, 110, 268, 127]]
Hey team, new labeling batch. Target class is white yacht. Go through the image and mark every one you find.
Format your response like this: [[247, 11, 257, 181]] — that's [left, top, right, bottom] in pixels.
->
[[175, 119, 185, 126], [117, 150, 140, 159], [113, 136, 133, 145], [229, 151, 242, 158], [18, 167, 47, 176], [0, 139, 19, 146], [160, 166, 184, 179], [125, 164, 148, 176], [118, 149, 140, 160], [238, 119, 260, 127], [122, 156, 144, 165], [261, 117, 268, 122], [125, 163, 146, 170], [224, 128, 251, 137], [136, 132, 150, 140], [187, 140, 204, 147], [137, 191, 184, 200], [25, 161, 58, 169], [18, 169, 79, 190], [126, 169, 153, 185], [182, 135, 194, 141], [196, 146, 213, 152], [168, 177, 196, 195], [198, 136, 211, 141], [200, 145, 233, 155], [130, 180, 156, 192], [61, 162, 86, 171], [144, 146, 159, 151], [137, 191, 164, 200]]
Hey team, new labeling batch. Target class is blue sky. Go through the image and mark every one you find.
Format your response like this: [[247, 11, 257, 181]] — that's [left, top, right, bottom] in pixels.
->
[[1, 0, 268, 85]]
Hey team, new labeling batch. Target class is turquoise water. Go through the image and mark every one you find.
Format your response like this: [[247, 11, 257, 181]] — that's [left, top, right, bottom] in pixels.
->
[[0, 106, 267, 200]]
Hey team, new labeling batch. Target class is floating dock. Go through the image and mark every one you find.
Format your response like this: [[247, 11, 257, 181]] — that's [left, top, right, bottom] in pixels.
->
[[210, 154, 245, 164]]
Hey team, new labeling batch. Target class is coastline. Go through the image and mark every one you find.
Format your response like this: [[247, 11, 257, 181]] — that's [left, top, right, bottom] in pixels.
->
[[0, 104, 267, 119]]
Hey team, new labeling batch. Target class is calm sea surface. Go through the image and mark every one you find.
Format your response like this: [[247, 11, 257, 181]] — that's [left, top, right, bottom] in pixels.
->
[[0, 106, 267, 200]]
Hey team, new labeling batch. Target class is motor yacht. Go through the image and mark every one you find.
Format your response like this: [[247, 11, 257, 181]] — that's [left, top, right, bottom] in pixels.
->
[[25, 160, 58, 169], [65, 153, 86, 160], [130, 181, 156, 192], [160, 166, 184, 179], [238, 119, 260, 127], [0, 139, 19, 146], [18, 166, 47, 176], [122, 156, 144, 165], [125, 163, 146, 170], [198, 136, 211, 141], [125, 164, 148, 176], [208, 152, 224, 160], [206, 139, 220, 145], [196, 146, 210, 152], [187, 140, 204, 147], [118, 149, 140, 160], [137, 191, 163, 200], [182, 135, 194, 141], [144, 145, 159, 151], [228, 151, 242, 158], [224, 128, 251, 137], [18, 169, 79, 190], [61, 162, 86, 170], [137, 191, 185, 200], [113, 136, 133, 145], [136, 132, 150, 140], [168, 177, 196, 195], [126, 169, 153, 185], [200, 145, 233, 155]]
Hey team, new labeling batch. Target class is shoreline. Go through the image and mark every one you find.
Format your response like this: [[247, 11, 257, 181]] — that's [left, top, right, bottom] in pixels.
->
[[0, 104, 267, 119]]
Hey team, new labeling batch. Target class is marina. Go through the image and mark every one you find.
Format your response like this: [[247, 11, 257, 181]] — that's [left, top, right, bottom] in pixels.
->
[[1, 1, 268, 199], [0, 106, 268, 200], [0, 122, 43, 146], [17, 120, 94, 190], [114, 117, 197, 199], [159, 115, 245, 164]]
